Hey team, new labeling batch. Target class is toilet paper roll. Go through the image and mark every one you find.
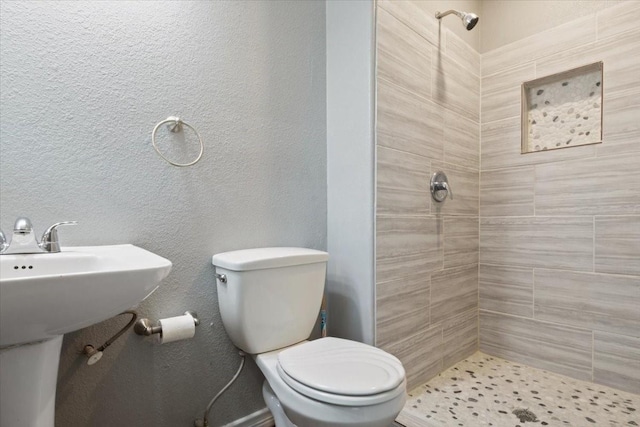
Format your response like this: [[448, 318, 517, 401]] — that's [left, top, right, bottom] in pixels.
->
[[158, 314, 196, 344]]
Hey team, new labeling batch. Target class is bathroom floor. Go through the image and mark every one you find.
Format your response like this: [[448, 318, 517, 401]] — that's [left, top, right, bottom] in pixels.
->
[[395, 352, 639, 427]]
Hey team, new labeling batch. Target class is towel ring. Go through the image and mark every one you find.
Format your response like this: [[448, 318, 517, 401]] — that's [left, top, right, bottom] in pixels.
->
[[152, 116, 204, 167]]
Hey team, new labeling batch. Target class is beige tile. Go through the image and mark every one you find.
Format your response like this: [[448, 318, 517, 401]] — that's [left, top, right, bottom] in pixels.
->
[[595, 216, 640, 276], [377, 273, 430, 348], [481, 62, 535, 124], [377, 7, 432, 100], [479, 264, 533, 318], [535, 269, 640, 337], [479, 310, 593, 381], [431, 265, 478, 324], [598, 102, 640, 157], [377, 146, 430, 216], [594, 330, 640, 394], [480, 167, 534, 217], [377, 251, 443, 284], [381, 324, 443, 391], [442, 308, 478, 369], [377, 78, 444, 160], [482, 14, 596, 77], [536, 30, 640, 107], [444, 216, 478, 269], [433, 53, 479, 122], [431, 162, 479, 216], [480, 117, 596, 171], [377, 0, 439, 48], [377, 187, 431, 217], [480, 217, 593, 271], [377, 215, 442, 259], [444, 109, 479, 170], [597, 2, 640, 41], [444, 29, 480, 75], [535, 154, 640, 216]]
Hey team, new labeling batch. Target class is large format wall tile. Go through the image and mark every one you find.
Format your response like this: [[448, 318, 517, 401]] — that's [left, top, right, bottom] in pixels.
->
[[431, 265, 478, 324], [482, 14, 596, 77], [377, 215, 442, 259], [443, 308, 478, 369], [377, 146, 430, 216], [431, 162, 479, 216], [445, 29, 480, 75], [535, 155, 640, 216], [444, 216, 478, 269], [535, 269, 640, 337], [432, 53, 479, 122], [480, 217, 593, 271], [378, 0, 439, 47], [480, 166, 534, 217], [377, 251, 442, 285], [479, 264, 533, 317], [377, 273, 430, 348], [444, 109, 479, 169], [479, 311, 593, 381], [382, 324, 443, 391], [598, 103, 640, 158], [597, 2, 640, 40], [595, 216, 640, 276], [481, 62, 535, 124], [481, 117, 596, 171], [594, 331, 640, 394], [377, 7, 432, 100], [377, 78, 444, 160]]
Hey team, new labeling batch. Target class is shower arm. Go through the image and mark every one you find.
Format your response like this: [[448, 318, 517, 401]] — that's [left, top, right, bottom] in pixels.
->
[[435, 10, 464, 20]]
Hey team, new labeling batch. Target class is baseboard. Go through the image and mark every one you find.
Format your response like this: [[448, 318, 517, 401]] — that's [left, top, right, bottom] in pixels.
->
[[222, 407, 274, 427]]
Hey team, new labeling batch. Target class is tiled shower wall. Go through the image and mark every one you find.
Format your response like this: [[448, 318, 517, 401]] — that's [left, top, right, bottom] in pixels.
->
[[479, 2, 640, 395], [374, 0, 480, 390]]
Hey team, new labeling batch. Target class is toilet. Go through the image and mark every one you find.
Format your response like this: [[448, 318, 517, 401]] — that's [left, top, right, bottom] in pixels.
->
[[212, 247, 407, 427]]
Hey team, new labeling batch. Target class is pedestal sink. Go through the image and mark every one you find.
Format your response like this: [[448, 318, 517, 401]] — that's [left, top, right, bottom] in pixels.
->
[[0, 244, 172, 427]]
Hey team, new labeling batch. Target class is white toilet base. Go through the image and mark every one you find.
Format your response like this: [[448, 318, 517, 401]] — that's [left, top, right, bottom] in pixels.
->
[[263, 382, 297, 427], [256, 350, 406, 427]]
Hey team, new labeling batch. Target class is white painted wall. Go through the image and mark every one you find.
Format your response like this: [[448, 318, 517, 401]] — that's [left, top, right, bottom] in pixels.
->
[[0, 1, 326, 426], [326, 0, 376, 345]]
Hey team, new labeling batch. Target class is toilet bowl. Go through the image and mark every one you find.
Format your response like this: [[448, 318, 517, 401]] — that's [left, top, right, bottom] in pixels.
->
[[211, 248, 407, 426], [255, 338, 406, 427]]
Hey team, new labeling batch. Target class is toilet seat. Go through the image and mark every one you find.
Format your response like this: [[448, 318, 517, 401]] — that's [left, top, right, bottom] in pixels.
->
[[276, 337, 406, 406]]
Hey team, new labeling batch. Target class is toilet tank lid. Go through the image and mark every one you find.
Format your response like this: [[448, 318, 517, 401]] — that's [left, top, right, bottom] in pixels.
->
[[211, 247, 328, 271]]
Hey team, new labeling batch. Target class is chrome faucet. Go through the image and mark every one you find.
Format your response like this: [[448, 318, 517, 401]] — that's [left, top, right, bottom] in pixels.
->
[[0, 217, 77, 254]]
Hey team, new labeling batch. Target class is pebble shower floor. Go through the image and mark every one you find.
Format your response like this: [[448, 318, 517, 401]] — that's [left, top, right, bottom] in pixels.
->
[[395, 353, 638, 427]]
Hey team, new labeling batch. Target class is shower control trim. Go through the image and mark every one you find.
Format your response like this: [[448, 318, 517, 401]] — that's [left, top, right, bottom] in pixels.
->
[[430, 171, 453, 203]]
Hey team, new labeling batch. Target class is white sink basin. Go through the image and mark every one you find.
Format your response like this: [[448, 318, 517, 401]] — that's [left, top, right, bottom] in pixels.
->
[[0, 244, 171, 427], [0, 244, 172, 346]]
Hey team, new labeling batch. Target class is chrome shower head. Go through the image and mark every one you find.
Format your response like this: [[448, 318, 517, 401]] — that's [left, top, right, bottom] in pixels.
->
[[435, 10, 479, 31]]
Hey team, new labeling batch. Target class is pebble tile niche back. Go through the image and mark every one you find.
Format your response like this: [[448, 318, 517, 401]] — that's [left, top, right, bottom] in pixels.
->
[[521, 62, 603, 153]]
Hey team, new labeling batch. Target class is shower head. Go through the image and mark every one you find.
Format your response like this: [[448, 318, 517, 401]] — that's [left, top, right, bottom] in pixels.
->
[[435, 10, 479, 31]]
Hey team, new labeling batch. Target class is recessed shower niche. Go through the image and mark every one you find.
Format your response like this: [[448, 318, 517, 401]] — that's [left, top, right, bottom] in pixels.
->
[[521, 62, 603, 153]]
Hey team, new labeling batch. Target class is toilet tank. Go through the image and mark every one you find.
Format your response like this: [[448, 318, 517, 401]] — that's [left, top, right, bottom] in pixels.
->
[[212, 247, 329, 354]]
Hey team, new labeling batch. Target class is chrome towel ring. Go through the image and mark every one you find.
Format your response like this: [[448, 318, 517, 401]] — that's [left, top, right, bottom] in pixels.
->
[[152, 116, 204, 167]]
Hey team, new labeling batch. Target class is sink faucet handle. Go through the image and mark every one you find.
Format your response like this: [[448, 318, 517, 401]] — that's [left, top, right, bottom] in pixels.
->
[[0, 229, 8, 252], [13, 217, 34, 234], [40, 221, 78, 253]]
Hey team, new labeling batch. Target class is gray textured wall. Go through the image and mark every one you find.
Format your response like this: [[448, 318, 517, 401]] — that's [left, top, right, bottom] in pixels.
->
[[0, 1, 326, 426]]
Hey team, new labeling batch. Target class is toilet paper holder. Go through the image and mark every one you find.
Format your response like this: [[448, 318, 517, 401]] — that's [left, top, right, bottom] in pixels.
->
[[134, 311, 200, 336]]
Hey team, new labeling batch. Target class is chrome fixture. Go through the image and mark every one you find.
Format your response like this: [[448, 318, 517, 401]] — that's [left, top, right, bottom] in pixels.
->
[[0, 229, 8, 252], [214, 272, 227, 283], [430, 171, 453, 203], [0, 217, 77, 254], [435, 9, 479, 31], [134, 310, 200, 337]]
